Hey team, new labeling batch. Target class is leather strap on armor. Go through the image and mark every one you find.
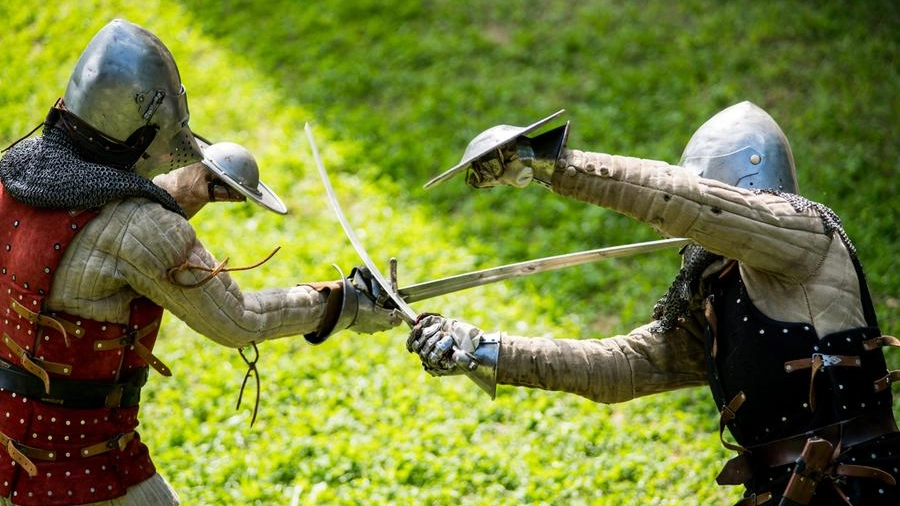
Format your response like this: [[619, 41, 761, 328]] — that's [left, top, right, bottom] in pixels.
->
[[4, 438, 37, 478], [1, 333, 71, 393], [718, 391, 748, 454], [0, 430, 136, 476], [780, 437, 835, 505], [0, 358, 148, 409], [783, 353, 862, 411], [93, 320, 171, 376], [717, 409, 898, 486], [874, 370, 900, 393], [9, 298, 83, 345], [733, 492, 772, 505], [867, 335, 900, 392]]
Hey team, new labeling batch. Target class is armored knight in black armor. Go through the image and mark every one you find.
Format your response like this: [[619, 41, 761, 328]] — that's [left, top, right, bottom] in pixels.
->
[[408, 102, 899, 505]]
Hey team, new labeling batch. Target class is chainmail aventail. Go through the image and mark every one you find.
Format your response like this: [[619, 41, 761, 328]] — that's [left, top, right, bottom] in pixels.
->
[[0, 125, 184, 216]]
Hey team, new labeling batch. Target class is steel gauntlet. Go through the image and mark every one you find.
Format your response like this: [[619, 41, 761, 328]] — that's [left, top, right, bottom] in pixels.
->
[[303, 267, 403, 343], [407, 314, 500, 398]]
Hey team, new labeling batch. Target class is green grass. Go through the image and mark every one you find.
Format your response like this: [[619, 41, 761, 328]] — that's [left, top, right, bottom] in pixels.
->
[[1, 1, 897, 504]]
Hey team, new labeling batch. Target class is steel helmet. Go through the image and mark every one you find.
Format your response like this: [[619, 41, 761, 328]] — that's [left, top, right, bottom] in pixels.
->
[[199, 140, 288, 214], [680, 101, 798, 193], [62, 19, 202, 178]]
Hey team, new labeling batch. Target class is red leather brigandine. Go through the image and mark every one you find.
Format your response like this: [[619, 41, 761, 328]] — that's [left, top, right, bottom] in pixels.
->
[[0, 187, 163, 505]]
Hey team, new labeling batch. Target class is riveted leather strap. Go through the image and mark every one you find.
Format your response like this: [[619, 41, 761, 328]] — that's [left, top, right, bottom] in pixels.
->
[[874, 370, 900, 393], [4, 437, 38, 477], [834, 463, 896, 484], [0, 430, 135, 467], [865, 334, 900, 394], [78, 431, 136, 458], [2, 333, 73, 393], [784, 353, 861, 411], [783, 354, 861, 373], [93, 321, 171, 376], [719, 391, 748, 453], [9, 298, 86, 346], [862, 334, 900, 351]]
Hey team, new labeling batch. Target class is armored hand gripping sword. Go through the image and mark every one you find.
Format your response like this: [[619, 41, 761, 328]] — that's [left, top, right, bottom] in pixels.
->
[[307, 123, 504, 393], [305, 123, 418, 325]]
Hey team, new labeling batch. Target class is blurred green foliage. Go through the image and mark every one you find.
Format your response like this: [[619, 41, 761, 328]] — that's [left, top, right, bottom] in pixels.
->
[[0, 0, 896, 504]]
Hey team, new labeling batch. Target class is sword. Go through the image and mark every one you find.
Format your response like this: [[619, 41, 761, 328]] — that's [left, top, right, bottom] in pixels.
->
[[305, 123, 418, 326], [397, 237, 689, 303]]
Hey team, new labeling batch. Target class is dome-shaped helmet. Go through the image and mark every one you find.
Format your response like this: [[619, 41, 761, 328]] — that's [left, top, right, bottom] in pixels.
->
[[424, 110, 566, 188], [62, 19, 202, 178], [200, 141, 287, 214], [680, 101, 798, 193]]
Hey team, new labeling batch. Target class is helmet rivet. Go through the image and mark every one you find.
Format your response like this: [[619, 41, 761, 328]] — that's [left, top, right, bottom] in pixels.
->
[[749, 154, 761, 165]]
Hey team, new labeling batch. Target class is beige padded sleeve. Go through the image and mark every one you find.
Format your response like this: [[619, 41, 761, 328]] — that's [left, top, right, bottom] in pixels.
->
[[551, 150, 833, 282], [550, 149, 868, 335], [47, 199, 328, 348], [497, 313, 708, 403]]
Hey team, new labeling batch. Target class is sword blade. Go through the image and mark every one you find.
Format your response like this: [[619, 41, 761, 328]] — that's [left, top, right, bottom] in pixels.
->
[[305, 123, 418, 325], [398, 237, 689, 303]]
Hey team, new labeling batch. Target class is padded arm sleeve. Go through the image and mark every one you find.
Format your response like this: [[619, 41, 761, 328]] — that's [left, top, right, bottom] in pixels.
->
[[551, 150, 833, 282], [49, 200, 328, 348], [497, 313, 708, 403]]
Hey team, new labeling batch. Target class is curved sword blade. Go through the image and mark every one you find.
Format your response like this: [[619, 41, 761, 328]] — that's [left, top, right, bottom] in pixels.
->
[[305, 123, 417, 325]]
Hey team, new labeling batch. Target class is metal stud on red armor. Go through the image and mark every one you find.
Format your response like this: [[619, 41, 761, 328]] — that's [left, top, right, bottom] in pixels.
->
[[0, 191, 166, 504]]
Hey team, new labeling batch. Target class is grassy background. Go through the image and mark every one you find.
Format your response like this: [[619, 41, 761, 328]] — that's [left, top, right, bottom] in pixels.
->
[[1, 1, 897, 504]]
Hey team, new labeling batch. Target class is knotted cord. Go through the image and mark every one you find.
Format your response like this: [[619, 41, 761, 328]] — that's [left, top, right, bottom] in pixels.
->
[[166, 246, 281, 288]]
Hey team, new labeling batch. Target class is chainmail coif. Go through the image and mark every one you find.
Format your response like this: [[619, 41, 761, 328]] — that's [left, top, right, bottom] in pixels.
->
[[0, 125, 184, 216], [651, 190, 855, 333]]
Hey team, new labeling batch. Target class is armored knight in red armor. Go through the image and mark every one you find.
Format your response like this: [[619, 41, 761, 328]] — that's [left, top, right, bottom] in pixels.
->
[[0, 19, 401, 505], [408, 103, 899, 505]]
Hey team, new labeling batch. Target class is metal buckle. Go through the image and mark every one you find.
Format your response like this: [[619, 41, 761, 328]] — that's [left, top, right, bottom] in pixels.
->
[[813, 353, 842, 367]]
